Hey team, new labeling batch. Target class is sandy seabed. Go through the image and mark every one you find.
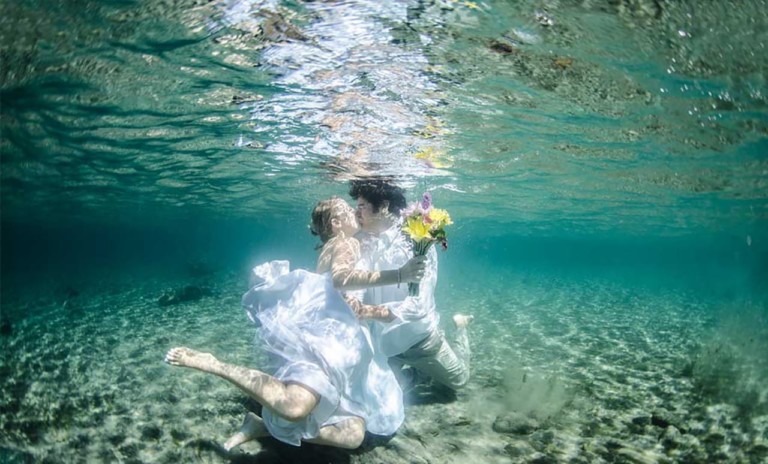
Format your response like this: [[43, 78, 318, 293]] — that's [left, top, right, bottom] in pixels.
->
[[1, 268, 766, 463]]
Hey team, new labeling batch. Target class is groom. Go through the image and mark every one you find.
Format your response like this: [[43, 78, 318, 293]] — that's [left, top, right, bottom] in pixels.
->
[[349, 178, 471, 391]]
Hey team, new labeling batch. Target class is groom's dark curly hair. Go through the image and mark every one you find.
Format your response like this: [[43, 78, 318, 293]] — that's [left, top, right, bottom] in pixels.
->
[[349, 177, 407, 215]]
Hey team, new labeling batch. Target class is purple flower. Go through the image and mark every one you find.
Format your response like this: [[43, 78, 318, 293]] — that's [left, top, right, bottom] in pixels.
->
[[420, 192, 432, 211]]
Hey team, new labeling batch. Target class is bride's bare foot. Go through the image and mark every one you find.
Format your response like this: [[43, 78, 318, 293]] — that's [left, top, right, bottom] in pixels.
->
[[224, 412, 269, 451], [164, 347, 219, 373], [452, 314, 474, 329]]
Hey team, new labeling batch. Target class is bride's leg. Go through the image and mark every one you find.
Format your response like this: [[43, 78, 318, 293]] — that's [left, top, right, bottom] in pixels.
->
[[305, 417, 365, 450], [223, 412, 270, 451], [165, 347, 319, 421]]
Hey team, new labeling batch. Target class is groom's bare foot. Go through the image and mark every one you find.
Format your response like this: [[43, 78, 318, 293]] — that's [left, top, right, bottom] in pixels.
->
[[452, 314, 474, 329], [224, 412, 269, 451], [165, 347, 219, 373]]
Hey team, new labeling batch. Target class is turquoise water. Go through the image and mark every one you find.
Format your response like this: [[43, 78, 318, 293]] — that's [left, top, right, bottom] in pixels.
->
[[2, 0, 767, 462]]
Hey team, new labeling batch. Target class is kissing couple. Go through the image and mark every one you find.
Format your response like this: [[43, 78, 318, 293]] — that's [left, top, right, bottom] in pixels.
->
[[165, 178, 473, 450]]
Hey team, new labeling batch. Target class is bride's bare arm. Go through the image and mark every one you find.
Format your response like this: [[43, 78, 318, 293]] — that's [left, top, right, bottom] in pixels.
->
[[326, 237, 425, 291], [314, 237, 396, 320], [328, 237, 401, 290], [343, 295, 395, 322]]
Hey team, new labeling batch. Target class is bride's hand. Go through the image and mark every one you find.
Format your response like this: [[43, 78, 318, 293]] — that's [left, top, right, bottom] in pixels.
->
[[399, 255, 426, 283]]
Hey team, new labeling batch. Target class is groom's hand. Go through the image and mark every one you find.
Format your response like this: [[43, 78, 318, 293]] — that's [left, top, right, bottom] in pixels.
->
[[399, 256, 426, 283]]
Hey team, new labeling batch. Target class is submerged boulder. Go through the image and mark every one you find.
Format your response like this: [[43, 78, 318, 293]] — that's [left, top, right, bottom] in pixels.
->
[[157, 285, 212, 307]]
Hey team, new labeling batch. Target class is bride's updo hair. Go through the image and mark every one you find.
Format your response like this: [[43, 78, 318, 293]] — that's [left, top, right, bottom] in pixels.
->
[[310, 197, 344, 244]]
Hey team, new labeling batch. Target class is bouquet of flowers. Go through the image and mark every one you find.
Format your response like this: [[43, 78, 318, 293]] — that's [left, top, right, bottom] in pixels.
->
[[401, 192, 452, 296]]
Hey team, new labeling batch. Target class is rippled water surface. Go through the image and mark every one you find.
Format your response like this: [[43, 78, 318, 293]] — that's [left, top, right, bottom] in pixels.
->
[[3, 0, 766, 234]]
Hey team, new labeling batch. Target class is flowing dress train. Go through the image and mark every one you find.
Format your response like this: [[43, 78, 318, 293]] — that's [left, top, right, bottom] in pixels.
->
[[241, 260, 403, 446]]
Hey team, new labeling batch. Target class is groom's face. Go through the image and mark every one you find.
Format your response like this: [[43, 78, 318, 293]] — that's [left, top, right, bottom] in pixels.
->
[[355, 197, 376, 232]]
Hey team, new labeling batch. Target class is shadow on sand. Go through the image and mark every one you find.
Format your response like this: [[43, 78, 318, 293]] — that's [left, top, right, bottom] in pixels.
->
[[187, 431, 396, 464]]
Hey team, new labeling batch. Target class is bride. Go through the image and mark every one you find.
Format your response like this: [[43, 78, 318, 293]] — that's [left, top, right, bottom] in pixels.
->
[[165, 197, 425, 449]]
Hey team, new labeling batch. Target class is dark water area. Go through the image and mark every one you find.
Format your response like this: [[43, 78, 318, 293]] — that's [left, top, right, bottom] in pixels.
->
[[3, 215, 766, 305]]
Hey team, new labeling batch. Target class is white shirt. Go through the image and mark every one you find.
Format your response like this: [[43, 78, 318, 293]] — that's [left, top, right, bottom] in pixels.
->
[[356, 222, 440, 337]]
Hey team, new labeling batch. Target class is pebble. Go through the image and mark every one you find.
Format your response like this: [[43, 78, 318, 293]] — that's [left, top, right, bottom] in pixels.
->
[[651, 409, 685, 431], [141, 424, 163, 440], [660, 425, 681, 450], [631, 414, 651, 426], [503, 442, 530, 457], [748, 442, 768, 459], [703, 430, 726, 447], [529, 452, 557, 464], [615, 447, 657, 464]]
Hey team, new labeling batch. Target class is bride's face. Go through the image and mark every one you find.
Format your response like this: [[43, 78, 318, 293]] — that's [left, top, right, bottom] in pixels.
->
[[334, 201, 359, 236]]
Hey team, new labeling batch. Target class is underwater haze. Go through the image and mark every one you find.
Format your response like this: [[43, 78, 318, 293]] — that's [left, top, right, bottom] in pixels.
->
[[1, 0, 767, 462]]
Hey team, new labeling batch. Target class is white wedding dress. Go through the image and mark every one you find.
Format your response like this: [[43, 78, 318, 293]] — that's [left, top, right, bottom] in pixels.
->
[[241, 260, 404, 446]]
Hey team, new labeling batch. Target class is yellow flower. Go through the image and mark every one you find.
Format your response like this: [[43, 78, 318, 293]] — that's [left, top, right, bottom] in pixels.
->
[[402, 216, 433, 241], [413, 146, 454, 169], [428, 208, 453, 228]]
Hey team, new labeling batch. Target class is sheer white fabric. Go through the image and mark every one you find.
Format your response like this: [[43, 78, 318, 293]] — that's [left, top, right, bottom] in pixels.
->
[[241, 260, 403, 446], [356, 224, 440, 355]]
